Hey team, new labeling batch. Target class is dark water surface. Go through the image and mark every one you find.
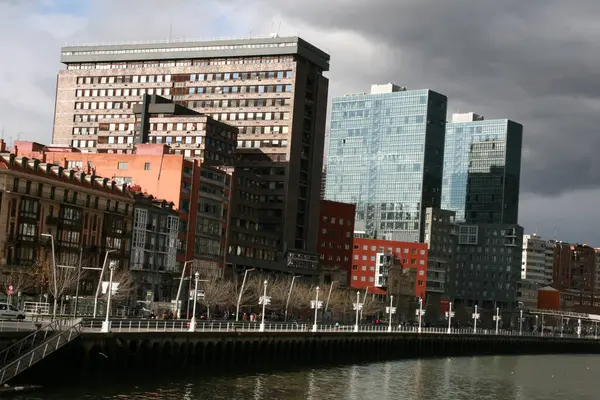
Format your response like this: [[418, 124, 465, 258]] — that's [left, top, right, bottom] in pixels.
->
[[9, 355, 600, 399]]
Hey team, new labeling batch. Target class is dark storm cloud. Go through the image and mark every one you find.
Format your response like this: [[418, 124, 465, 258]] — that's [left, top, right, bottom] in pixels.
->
[[265, 0, 600, 196]]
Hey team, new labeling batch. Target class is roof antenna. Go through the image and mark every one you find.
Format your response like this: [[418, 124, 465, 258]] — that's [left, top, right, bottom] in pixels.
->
[[169, 23, 173, 42]]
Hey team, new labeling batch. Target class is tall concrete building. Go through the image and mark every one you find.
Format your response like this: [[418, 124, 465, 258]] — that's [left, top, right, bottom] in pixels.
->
[[325, 84, 447, 242], [442, 113, 523, 224], [521, 234, 554, 286], [54, 36, 330, 272]]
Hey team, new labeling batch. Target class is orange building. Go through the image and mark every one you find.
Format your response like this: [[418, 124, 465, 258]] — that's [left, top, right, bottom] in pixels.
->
[[351, 238, 428, 298], [14, 141, 229, 274]]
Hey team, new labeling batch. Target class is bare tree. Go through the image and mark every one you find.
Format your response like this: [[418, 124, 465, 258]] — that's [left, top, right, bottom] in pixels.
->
[[0, 267, 39, 300], [361, 293, 383, 318], [199, 275, 233, 319], [102, 267, 137, 302], [36, 256, 83, 304], [330, 289, 356, 322]]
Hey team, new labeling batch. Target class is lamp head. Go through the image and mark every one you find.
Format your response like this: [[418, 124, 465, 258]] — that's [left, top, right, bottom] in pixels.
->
[[195, 271, 200, 279]]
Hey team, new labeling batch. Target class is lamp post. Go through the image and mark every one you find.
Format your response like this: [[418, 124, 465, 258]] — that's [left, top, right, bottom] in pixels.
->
[[311, 286, 321, 333], [560, 316, 564, 338], [236, 267, 255, 322], [519, 309, 523, 336], [387, 295, 395, 332], [360, 286, 370, 320], [93, 250, 116, 318], [41, 234, 58, 320], [284, 275, 301, 322], [324, 281, 338, 317], [100, 262, 116, 333], [259, 280, 269, 332], [175, 260, 194, 319], [353, 291, 362, 333], [446, 301, 455, 334], [540, 314, 545, 337], [188, 272, 200, 332], [493, 307, 501, 335], [416, 297, 425, 333], [577, 318, 582, 338], [472, 305, 480, 334], [73, 245, 84, 319]]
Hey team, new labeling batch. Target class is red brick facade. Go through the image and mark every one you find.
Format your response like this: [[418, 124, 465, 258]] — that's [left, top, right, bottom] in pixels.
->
[[318, 200, 356, 285], [351, 238, 428, 299]]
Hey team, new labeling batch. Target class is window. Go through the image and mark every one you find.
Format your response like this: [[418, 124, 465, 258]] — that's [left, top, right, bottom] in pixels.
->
[[144, 162, 151, 170], [117, 162, 128, 170]]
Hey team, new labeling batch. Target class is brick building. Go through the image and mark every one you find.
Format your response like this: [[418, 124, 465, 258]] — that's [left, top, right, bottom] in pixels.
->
[[351, 238, 428, 298], [14, 141, 229, 275], [553, 243, 596, 293], [54, 36, 330, 275], [317, 200, 355, 285], [0, 146, 133, 298]]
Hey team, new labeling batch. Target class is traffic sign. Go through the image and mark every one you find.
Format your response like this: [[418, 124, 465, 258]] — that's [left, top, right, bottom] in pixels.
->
[[310, 300, 323, 309], [353, 302, 363, 311], [259, 295, 271, 305], [386, 306, 397, 314], [7, 285, 13, 295]]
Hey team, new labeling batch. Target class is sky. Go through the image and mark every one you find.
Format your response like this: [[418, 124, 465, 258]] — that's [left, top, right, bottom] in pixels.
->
[[1, 0, 599, 245]]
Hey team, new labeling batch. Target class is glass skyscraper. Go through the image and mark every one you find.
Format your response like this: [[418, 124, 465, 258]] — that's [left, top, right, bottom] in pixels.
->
[[441, 113, 523, 224], [325, 84, 447, 242]]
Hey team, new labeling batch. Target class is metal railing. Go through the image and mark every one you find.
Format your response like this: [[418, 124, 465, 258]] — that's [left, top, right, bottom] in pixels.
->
[[76, 320, 600, 340], [0, 319, 83, 385]]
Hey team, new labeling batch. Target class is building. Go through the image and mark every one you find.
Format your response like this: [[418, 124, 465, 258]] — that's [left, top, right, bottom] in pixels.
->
[[0, 146, 133, 298], [521, 234, 554, 286], [442, 112, 523, 224], [516, 279, 539, 310], [325, 83, 447, 242], [54, 36, 331, 273], [130, 192, 179, 302], [14, 141, 229, 275], [318, 200, 356, 285], [351, 237, 428, 299], [449, 223, 523, 309], [423, 207, 457, 296], [553, 243, 596, 293]]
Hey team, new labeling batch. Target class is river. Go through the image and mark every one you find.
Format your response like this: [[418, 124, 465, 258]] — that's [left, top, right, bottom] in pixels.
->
[[10, 355, 600, 399]]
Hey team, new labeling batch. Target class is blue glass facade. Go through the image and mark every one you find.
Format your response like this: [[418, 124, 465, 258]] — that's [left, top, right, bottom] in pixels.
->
[[441, 118, 523, 224], [325, 88, 447, 242]]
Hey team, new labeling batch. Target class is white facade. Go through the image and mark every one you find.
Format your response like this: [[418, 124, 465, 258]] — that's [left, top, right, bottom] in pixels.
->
[[374, 252, 393, 287], [521, 234, 553, 286], [451, 112, 485, 123]]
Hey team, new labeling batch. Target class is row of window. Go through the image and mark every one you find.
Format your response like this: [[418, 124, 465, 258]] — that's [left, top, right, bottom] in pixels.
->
[[353, 245, 426, 255], [71, 139, 96, 147], [237, 139, 288, 149], [180, 84, 293, 95], [322, 216, 352, 226], [75, 100, 141, 110], [189, 97, 291, 108], [189, 71, 293, 82], [74, 114, 129, 123], [67, 55, 295, 69]]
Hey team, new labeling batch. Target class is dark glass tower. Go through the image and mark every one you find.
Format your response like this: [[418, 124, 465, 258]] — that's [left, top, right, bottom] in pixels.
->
[[442, 113, 523, 224]]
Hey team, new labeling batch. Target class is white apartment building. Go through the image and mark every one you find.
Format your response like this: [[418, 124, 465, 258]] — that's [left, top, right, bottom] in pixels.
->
[[521, 234, 554, 286]]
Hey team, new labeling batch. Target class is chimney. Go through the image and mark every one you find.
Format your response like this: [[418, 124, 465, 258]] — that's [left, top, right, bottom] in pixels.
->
[[0, 139, 5, 152]]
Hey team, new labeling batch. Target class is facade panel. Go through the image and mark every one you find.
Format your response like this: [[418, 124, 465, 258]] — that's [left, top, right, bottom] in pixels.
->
[[325, 85, 447, 242]]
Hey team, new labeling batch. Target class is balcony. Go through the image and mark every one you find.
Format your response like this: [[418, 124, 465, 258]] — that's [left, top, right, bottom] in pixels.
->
[[45, 216, 58, 226]]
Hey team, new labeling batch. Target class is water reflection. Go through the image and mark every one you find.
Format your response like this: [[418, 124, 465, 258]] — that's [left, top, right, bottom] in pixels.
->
[[16, 355, 600, 400]]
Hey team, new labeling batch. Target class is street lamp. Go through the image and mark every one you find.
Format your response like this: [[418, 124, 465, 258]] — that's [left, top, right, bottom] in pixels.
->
[[100, 261, 116, 333], [416, 297, 425, 333], [258, 280, 270, 332], [284, 275, 301, 322], [93, 250, 116, 318], [387, 295, 396, 332], [577, 318, 582, 338], [324, 281, 339, 316], [311, 286, 322, 333], [360, 286, 370, 320], [40, 234, 58, 320], [175, 260, 194, 319], [493, 307, 501, 335], [353, 291, 362, 333], [472, 305, 480, 334], [519, 309, 524, 336], [446, 301, 455, 334], [188, 272, 200, 332], [236, 267, 255, 322]]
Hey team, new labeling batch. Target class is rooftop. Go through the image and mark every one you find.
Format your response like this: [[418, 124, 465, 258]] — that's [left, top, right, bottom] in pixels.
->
[[60, 36, 330, 71]]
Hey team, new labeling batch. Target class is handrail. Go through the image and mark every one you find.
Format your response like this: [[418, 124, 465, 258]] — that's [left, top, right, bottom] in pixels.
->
[[0, 320, 60, 366], [0, 319, 83, 385]]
